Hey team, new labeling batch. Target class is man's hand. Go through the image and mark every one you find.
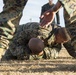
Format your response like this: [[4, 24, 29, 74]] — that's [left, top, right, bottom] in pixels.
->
[[40, 10, 55, 27]]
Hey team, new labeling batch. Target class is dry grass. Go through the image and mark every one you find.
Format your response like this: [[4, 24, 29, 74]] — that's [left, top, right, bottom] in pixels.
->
[[0, 47, 76, 75]]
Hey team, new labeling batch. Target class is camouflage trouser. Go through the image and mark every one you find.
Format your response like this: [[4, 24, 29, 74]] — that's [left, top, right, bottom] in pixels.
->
[[66, 21, 76, 50], [0, 0, 28, 49], [59, 0, 76, 50]]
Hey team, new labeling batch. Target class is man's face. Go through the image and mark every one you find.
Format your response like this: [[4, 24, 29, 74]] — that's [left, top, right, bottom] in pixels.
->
[[49, 0, 53, 3], [55, 28, 70, 43], [55, 33, 68, 43]]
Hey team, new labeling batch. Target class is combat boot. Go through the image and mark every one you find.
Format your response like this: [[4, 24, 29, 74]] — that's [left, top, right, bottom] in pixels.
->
[[0, 48, 5, 60]]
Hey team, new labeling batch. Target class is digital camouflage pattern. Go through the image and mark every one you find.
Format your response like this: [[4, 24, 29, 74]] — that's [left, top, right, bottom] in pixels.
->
[[0, 0, 28, 59], [63, 41, 76, 58], [59, 0, 76, 18], [59, 0, 76, 50], [3, 22, 61, 60], [0, 0, 28, 49]]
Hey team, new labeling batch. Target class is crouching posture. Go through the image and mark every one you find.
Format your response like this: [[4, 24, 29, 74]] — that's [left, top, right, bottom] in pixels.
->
[[2, 22, 70, 60]]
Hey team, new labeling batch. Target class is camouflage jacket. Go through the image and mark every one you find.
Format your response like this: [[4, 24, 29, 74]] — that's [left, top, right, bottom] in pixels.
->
[[9, 22, 61, 60]]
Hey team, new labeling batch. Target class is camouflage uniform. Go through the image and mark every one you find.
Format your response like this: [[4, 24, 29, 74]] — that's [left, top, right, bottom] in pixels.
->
[[0, 0, 28, 58], [59, 0, 76, 48], [3, 22, 61, 60], [58, 0, 76, 58]]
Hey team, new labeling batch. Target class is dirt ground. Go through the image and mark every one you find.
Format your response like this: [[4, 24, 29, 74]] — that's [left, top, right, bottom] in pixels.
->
[[0, 47, 76, 75]]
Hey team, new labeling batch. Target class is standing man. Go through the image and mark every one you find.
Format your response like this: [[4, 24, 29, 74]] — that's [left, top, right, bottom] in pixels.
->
[[0, 0, 28, 59], [40, 0, 60, 25]]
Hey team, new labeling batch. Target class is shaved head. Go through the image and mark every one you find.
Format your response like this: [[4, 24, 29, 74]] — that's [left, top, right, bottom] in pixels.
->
[[28, 38, 44, 55]]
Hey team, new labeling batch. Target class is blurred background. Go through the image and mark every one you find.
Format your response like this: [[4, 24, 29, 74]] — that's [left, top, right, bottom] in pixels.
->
[[0, 0, 65, 27]]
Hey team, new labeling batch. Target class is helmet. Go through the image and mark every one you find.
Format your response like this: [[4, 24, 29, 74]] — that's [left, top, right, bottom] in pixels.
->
[[28, 38, 44, 55]]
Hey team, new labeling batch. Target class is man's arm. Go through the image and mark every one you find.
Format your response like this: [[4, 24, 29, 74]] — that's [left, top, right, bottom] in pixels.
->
[[52, 1, 62, 12], [40, 1, 62, 27]]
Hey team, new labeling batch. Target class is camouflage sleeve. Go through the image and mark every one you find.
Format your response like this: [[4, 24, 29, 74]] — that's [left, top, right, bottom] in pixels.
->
[[58, 0, 76, 17], [43, 43, 62, 59]]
